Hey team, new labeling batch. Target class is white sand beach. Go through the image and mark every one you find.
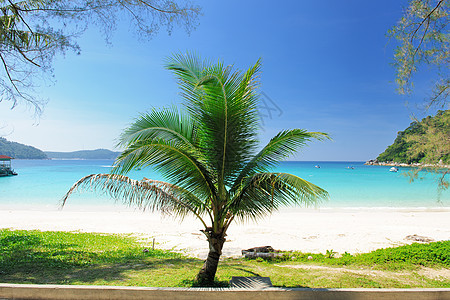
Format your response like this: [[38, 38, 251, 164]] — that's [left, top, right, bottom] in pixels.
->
[[0, 207, 449, 258]]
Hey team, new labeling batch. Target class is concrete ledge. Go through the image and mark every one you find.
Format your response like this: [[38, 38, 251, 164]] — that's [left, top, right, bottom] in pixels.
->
[[1, 283, 449, 300]]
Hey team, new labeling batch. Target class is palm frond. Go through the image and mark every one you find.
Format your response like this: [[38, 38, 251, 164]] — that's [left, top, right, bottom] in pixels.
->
[[165, 52, 208, 109], [228, 172, 328, 223], [196, 60, 261, 185], [117, 107, 196, 148], [113, 138, 216, 201], [232, 129, 329, 193], [61, 173, 210, 226], [167, 53, 262, 188]]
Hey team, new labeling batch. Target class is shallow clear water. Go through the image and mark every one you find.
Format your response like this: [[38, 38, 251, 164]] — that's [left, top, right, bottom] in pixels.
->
[[279, 161, 448, 208], [0, 160, 448, 210]]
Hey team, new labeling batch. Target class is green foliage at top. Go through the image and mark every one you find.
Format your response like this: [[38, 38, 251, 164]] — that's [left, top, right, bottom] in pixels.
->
[[0, 0, 201, 113], [0, 137, 47, 159], [377, 110, 449, 164]]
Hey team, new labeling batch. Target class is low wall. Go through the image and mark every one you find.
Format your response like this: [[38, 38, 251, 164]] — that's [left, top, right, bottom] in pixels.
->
[[1, 284, 450, 300]]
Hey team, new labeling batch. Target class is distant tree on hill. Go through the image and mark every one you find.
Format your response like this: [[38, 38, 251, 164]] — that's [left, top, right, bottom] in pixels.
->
[[0, 0, 201, 115], [404, 112, 449, 165]]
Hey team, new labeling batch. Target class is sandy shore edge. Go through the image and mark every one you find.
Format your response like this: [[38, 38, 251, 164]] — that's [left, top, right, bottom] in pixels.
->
[[0, 207, 449, 258]]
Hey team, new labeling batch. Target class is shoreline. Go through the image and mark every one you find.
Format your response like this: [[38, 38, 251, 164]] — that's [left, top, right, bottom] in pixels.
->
[[365, 161, 450, 169], [1, 207, 449, 258], [2, 202, 450, 212]]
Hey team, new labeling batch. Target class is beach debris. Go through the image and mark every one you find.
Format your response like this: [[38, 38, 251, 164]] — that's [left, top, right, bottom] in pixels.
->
[[303, 235, 318, 239], [143, 248, 149, 253], [307, 255, 313, 260], [405, 234, 435, 243], [241, 246, 282, 259]]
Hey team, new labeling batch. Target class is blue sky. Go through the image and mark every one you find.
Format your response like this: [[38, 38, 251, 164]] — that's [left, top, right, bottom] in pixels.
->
[[0, 0, 439, 161]]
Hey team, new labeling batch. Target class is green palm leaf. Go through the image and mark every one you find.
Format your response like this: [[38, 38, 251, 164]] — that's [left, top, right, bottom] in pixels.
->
[[228, 172, 328, 223], [232, 129, 329, 193], [165, 52, 208, 106], [166, 55, 261, 188], [113, 138, 216, 201], [61, 173, 210, 226], [117, 107, 197, 148]]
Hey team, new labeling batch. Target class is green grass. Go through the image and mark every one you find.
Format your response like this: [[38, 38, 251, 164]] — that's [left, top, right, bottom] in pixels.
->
[[276, 241, 450, 270], [0, 229, 449, 288]]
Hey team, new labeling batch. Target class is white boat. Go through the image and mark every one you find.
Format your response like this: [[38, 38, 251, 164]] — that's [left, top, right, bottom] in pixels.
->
[[389, 167, 398, 172]]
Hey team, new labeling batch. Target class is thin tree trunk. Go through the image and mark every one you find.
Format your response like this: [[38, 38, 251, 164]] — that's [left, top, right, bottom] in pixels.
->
[[196, 230, 226, 285]]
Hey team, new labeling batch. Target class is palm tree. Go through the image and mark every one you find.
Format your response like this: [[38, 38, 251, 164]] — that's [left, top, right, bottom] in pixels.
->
[[62, 53, 329, 285]]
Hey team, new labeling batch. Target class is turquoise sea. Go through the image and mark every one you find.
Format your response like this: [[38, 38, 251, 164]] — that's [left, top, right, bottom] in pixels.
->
[[0, 160, 448, 210]]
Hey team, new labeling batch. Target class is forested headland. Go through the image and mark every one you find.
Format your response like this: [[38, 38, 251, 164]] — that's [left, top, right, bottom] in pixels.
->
[[0, 138, 47, 159], [374, 110, 449, 166]]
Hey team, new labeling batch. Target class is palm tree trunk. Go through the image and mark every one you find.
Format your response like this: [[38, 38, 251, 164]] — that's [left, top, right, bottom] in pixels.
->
[[196, 230, 226, 285]]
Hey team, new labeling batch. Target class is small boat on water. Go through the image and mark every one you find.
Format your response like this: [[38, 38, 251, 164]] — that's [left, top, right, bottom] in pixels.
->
[[314, 165, 320, 168], [389, 167, 399, 172], [0, 155, 18, 177]]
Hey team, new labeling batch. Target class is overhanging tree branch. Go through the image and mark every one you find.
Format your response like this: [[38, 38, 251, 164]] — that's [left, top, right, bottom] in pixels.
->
[[0, 0, 201, 114], [389, 0, 449, 108]]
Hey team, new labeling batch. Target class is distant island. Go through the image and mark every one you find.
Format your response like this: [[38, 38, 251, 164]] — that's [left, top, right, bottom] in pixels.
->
[[0, 138, 47, 159], [367, 110, 449, 168], [0, 137, 121, 160], [45, 149, 120, 160]]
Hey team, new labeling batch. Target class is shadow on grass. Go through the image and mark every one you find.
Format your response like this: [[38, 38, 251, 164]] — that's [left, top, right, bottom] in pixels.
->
[[181, 279, 229, 288], [217, 261, 310, 288], [0, 231, 201, 286], [0, 231, 312, 288], [229, 267, 261, 277]]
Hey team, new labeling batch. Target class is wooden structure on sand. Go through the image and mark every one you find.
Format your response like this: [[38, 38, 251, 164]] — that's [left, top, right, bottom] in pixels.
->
[[0, 155, 17, 176]]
